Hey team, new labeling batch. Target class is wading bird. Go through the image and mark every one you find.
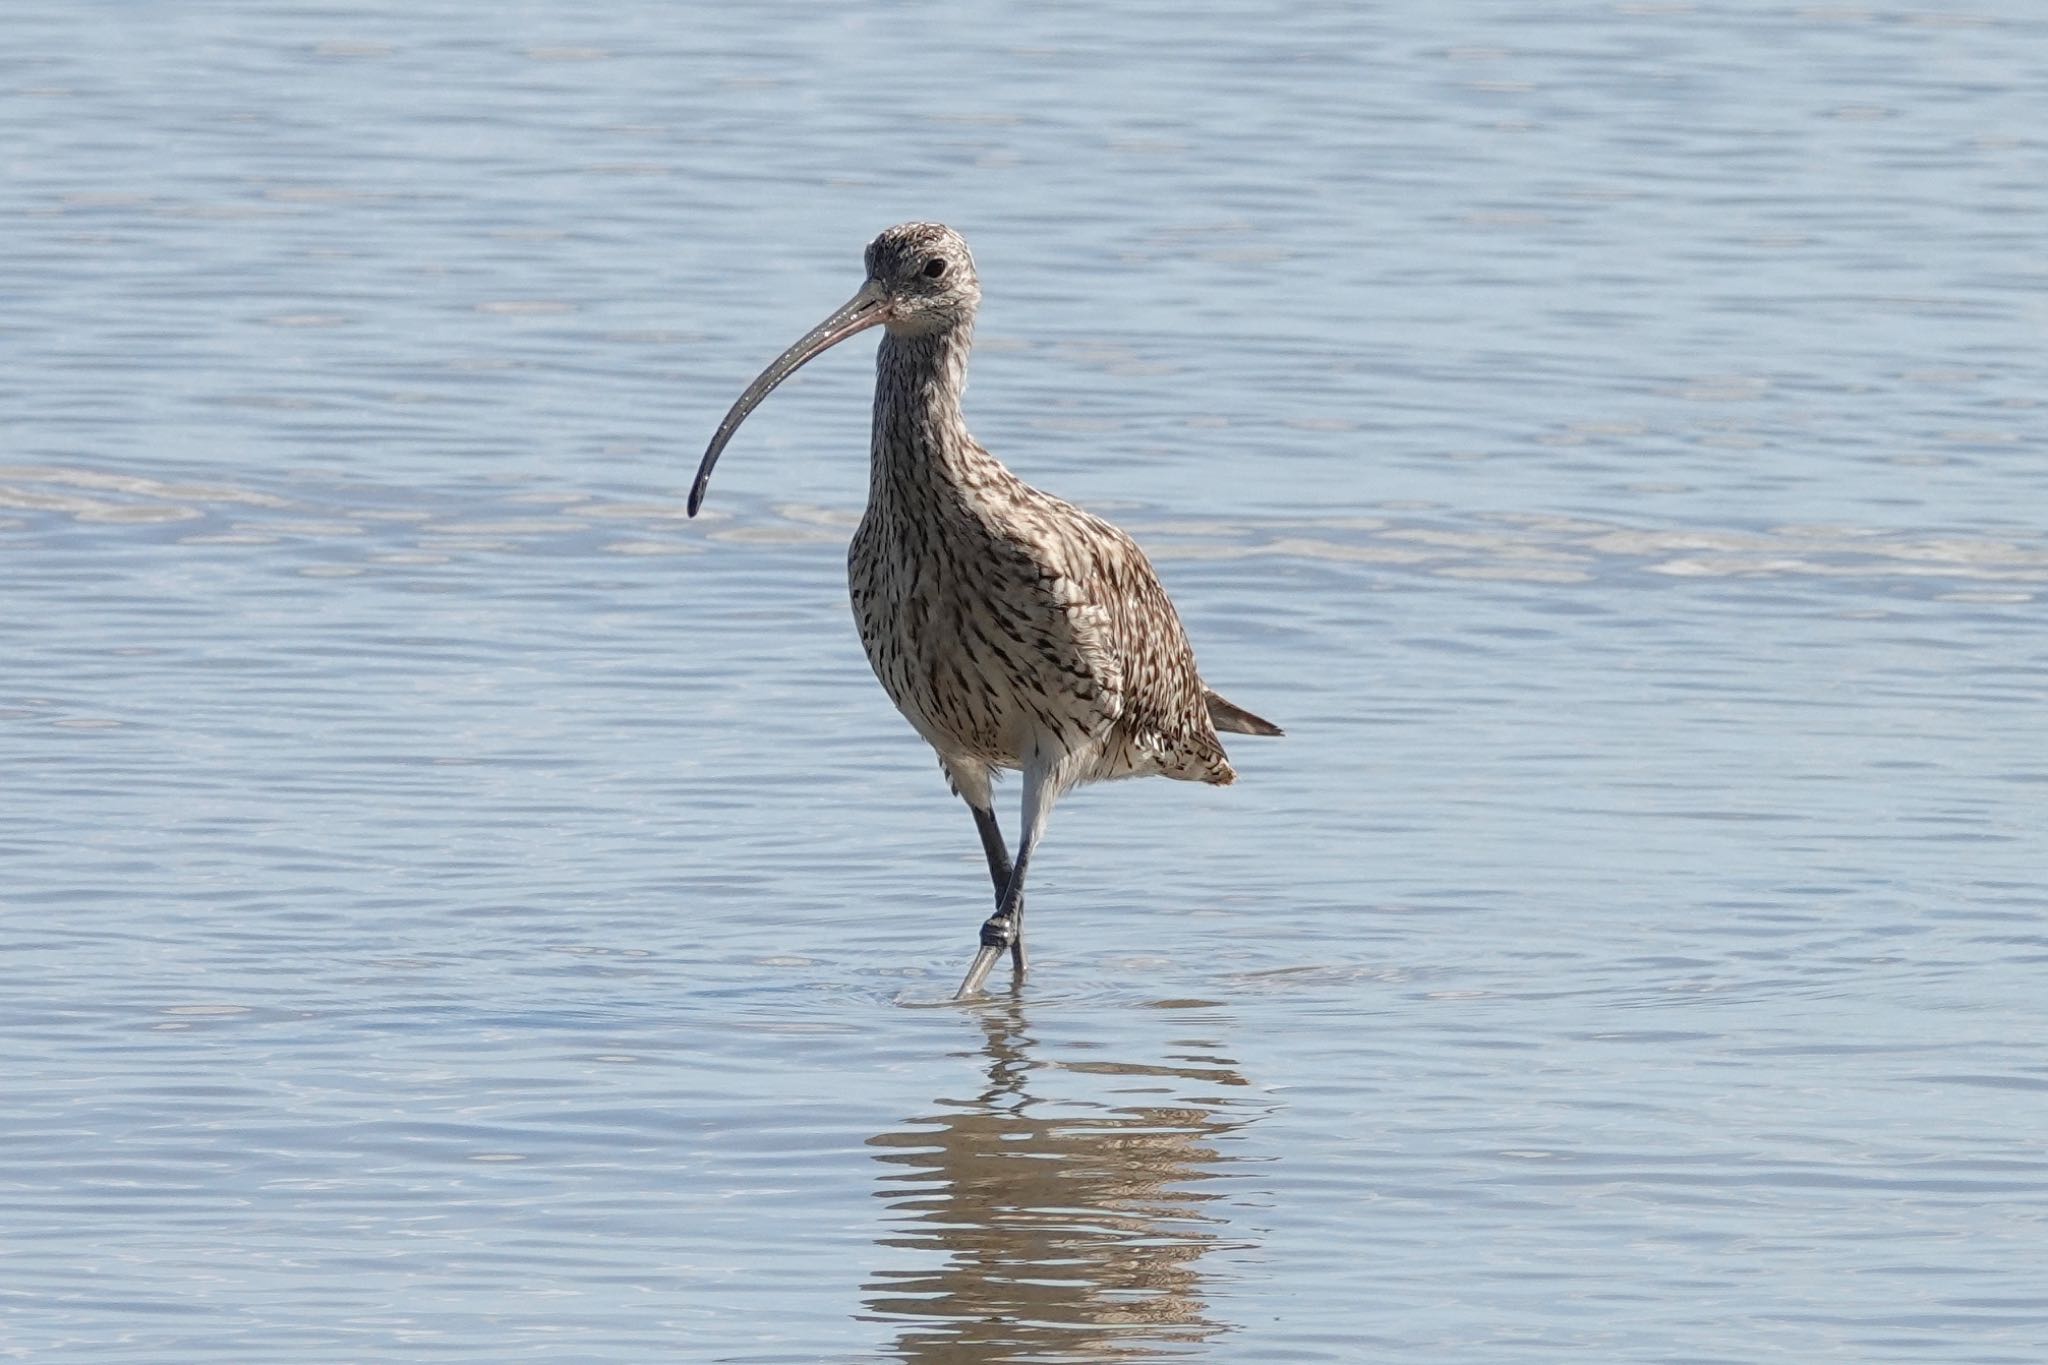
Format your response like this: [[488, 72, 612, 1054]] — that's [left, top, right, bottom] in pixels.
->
[[690, 222, 1280, 997]]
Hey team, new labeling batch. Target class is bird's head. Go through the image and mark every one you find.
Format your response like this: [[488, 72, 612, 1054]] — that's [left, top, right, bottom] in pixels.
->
[[688, 222, 980, 515], [862, 221, 980, 335]]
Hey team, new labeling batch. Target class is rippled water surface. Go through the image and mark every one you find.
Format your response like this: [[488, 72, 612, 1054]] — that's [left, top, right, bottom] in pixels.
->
[[6, 2, 2047, 1361]]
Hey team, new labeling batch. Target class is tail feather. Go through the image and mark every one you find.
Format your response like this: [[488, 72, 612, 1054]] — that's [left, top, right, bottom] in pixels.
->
[[1204, 687, 1284, 738]]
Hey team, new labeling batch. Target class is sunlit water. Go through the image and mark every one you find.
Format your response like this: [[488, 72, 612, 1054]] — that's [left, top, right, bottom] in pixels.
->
[[5, 2, 2047, 1361]]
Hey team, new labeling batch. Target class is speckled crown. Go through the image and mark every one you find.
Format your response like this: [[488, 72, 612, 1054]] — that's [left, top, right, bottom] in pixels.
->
[[865, 221, 975, 280]]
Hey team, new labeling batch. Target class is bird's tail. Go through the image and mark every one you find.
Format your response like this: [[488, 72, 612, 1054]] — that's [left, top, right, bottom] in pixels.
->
[[1205, 687, 1284, 738]]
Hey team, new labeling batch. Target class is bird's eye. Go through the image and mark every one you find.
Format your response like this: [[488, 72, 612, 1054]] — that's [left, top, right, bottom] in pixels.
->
[[922, 258, 948, 279]]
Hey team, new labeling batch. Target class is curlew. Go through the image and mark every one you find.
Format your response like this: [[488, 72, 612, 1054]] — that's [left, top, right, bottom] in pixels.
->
[[689, 222, 1281, 998]]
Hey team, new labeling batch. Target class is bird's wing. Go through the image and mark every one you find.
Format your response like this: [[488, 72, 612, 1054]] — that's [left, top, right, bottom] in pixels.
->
[[1003, 504, 1127, 729], [1001, 491, 1232, 781]]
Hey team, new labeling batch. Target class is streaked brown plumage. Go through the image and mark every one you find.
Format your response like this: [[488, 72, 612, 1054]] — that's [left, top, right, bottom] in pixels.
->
[[690, 222, 1280, 997]]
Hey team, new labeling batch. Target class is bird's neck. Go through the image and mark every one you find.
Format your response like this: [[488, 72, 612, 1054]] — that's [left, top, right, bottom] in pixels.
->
[[870, 323, 999, 504]]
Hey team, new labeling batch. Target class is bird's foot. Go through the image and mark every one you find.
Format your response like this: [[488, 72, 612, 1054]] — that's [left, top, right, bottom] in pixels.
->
[[954, 912, 1020, 999], [979, 910, 1018, 951]]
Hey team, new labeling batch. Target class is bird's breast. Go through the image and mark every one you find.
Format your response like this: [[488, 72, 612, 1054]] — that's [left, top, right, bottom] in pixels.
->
[[847, 503, 1114, 769]]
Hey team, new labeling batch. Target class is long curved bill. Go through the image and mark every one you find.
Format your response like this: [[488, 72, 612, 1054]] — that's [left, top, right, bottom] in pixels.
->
[[688, 279, 889, 517]]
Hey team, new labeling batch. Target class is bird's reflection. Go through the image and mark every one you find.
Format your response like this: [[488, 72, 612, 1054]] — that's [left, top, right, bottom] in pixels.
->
[[862, 997, 1258, 1361]]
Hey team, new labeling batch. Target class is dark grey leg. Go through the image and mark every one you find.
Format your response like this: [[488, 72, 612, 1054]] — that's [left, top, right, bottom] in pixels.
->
[[1010, 901, 1027, 978], [956, 838, 1036, 999], [969, 803, 1026, 980], [970, 803, 1012, 898], [957, 760, 1059, 1000]]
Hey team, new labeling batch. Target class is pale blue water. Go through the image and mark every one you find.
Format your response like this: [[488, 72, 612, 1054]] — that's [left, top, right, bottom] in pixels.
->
[[5, 2, 2047, 1361]]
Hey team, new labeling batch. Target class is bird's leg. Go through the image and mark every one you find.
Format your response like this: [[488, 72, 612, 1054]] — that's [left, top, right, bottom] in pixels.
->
[[968, 802, 1028, 979], [1009, 897, 1028, 978], [956, 759, 1059, 999], [969, 802, 1013, 900], [967, 800, 1025, 976], [957, 841, 1034, 999]]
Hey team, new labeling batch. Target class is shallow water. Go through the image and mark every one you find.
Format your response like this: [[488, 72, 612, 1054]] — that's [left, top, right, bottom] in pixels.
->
[[5, 2, 2047, 1361]]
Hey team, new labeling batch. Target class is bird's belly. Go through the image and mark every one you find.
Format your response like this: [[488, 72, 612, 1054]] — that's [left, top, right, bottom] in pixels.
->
[[862, 610, 1039, 766], [850, 569, 1104, 770]]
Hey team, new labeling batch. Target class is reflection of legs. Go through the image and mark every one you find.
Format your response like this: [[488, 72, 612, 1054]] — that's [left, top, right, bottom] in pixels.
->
[[956, 757, 1059, 999]]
